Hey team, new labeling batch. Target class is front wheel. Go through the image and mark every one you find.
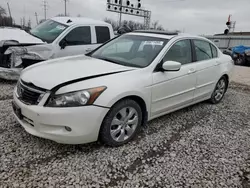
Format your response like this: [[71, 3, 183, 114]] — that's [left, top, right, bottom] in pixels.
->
[[99, 99, 142, 147], [210, 76, 228, 104]]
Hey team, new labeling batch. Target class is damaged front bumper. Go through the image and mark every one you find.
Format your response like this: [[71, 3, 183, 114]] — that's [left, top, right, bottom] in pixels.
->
[[0, 67, 22, 80], [0, 46, 45, 80], [0, 40, 48, 80]]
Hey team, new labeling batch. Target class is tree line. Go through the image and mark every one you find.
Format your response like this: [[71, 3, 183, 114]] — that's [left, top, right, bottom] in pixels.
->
[[0, 5, 13, 26], [104, 17, 165, 31]]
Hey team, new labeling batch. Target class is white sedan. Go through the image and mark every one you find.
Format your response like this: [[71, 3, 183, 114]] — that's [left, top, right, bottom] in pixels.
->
[[12, 31, 234, 146]]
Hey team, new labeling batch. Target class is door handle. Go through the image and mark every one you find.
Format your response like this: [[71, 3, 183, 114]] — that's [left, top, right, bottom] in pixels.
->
[[188, 68, 196, 74]]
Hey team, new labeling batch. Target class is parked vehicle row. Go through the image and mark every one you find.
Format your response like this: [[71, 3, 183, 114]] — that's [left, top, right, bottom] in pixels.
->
[[0, 17, 114, 80], [12, 30, 234, 146]]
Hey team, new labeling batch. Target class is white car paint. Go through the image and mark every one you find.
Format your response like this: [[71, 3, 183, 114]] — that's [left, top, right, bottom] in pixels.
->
[[0, 27, 43, 46], [13, 32, 234, 144], [6, 17, 114, 59], [51, 17, 114, 58], [21, 55, 135, 90], [0, 17, 114, 80]]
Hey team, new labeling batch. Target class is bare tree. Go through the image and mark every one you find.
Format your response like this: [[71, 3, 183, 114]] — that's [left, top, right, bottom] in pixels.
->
[[151, 21, 164, 31], [56, 14, 66, 17], [104, 17, 119, 30], [0, 5, 14, 26], [104, 18, 165, 31], [0, 6, 6, 17], [39, 19, 46, 24]]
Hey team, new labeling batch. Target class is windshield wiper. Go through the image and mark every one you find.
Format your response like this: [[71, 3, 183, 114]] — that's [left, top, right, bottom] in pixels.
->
[[93, 56, 142, 68], [95, 57, 122, 65]]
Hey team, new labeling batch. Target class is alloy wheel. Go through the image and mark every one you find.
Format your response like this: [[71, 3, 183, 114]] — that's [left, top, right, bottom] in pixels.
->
[[214, 79, 226, 101], [110, 107, 139, 142]]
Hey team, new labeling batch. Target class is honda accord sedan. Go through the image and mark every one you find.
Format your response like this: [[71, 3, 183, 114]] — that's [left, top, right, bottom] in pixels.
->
[[12, 31, 234, 146]]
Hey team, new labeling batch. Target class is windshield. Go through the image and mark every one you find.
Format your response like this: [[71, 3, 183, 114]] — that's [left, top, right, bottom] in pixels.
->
[[30, 20, 68, 43], [90, 35, 168, 68]]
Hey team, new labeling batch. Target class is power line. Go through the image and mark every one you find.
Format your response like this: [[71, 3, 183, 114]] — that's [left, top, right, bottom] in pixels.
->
[[41, 0, 48, 20], [62, 0, 69, 16]]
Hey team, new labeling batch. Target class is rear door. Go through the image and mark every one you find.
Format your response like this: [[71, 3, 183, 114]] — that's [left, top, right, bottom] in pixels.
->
[[192, 39, 221, 100]]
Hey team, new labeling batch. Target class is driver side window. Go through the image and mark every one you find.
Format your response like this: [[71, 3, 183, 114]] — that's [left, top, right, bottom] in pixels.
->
[[64, 26, 91, 45], [163, 40, 192, 65]]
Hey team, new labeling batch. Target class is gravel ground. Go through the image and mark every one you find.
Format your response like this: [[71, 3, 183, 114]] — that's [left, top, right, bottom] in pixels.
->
[[0, 80, 250, 188], [232, 66, 250, 86]]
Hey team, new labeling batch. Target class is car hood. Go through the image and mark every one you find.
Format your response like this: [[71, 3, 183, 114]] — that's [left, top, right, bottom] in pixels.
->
[[21, 55, 135, 90], [0, 28, 43, 47]]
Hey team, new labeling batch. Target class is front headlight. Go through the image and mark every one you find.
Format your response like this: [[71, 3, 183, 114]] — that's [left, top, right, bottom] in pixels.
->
[[46, 86, 107, 107]]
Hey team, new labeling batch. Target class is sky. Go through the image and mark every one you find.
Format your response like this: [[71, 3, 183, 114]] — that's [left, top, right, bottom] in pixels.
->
[[1, 0, 250, 35]]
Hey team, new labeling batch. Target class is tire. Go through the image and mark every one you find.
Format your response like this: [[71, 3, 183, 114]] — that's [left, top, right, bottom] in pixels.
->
[[210, 76, 228, 104], [99, 99, 142, 147]]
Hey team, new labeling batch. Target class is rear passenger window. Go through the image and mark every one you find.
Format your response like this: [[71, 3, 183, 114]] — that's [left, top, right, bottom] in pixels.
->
[[194, 40, 213, 61], [163, 40, 192, 65], [210, 44, 218, 58], [96, 26, 111, 43]]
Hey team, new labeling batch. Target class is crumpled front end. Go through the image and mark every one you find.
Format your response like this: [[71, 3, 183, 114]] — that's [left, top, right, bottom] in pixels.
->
[[0, 42, 50, 80], [0, 67, 22, 80], [0, 46, 29, 80]]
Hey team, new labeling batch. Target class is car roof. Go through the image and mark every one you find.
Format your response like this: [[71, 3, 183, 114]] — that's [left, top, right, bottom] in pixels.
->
[[51, 17, 110, 26], [127, 31, 207, 40], [133, 30, 179, 36]]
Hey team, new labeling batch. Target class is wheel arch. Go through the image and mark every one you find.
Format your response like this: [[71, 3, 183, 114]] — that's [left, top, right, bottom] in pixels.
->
[[110, 95, 148, 127], [221, 74, 229, 91]]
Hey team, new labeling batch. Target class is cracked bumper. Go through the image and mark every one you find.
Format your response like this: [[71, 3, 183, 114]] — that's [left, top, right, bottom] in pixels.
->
[[0, 67, 22, 80]]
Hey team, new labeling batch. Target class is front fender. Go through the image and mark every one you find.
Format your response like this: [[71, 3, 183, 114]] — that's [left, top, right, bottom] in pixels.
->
[[95, 88, 151, 115]]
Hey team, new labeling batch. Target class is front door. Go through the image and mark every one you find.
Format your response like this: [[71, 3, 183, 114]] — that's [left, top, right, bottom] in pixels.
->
[[55, 26, 98, 58], [151, 39, 197, 118]]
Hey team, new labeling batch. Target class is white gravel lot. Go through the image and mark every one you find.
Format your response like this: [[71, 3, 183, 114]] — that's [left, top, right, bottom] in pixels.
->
[[0, 80, 250, 188], [232, 66, 250, 86]]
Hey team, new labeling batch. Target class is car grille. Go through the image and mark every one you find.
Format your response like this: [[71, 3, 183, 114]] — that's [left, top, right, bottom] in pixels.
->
[[17, 81, 46, 105]]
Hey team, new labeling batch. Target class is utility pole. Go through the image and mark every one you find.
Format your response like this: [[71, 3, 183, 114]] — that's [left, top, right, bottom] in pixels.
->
[[7, 3, 12, 19], [7, 2, 13, 26], [119, 0, 123, 27], [62, 0, 69, 16], [35, 12, 39, 25], [42, 0, 48, 20], [28, 18, 31, 29], [23, 17, 26, 27]]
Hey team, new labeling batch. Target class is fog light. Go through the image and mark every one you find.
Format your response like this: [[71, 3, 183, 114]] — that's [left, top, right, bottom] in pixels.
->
[[65, 126, 72, 132]]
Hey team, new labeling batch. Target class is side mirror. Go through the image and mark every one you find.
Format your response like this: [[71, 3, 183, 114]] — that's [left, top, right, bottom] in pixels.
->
[[59, 39, 67, 49], [162, 61, 181, 71]]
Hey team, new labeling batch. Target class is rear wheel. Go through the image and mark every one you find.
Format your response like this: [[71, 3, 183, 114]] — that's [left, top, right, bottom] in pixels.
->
[[210, 76, 228, 104], [100, 99, 142, 147]]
